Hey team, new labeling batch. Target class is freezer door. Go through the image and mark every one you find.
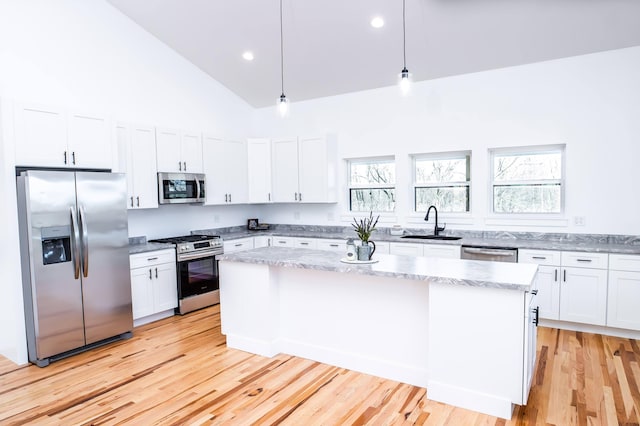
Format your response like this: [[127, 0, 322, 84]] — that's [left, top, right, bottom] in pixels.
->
[[76, 172, 133, 344], [18, 171, 85, 360]]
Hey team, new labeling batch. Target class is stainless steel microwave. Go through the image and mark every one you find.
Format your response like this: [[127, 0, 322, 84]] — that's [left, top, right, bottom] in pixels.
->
[[158, 172, 205, 204]]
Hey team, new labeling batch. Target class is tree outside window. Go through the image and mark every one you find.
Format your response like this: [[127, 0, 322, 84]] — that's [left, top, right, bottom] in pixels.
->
[[348, 158, 395, 212], [414, 153, 471, 213]]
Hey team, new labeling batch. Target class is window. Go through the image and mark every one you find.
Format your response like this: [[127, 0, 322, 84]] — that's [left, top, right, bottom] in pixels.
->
[[348, 157, 395, 212], [491, 146, 564, 214], [413, 152, 471, 213]]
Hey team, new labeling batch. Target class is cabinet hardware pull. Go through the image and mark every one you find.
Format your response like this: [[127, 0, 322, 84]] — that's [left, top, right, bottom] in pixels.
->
[[183, 161, 187, 171], [72, 151, 76, 165], [268, 193, 271, 201], [299, 192, 302, 201], [155, 267, 158, 278], [229, 194, 232, 202], [294, 192, 298, 201], [555, 269, 558, 282], [563, 269, 567, 282], [235, 243, 242, 247], [531, 289, 538, 295], [532, 256, 546, 260], [178, 161, 182, 171], [576, 259, 592, 262], [533, 307, 539, 325], [300, 242, 309, 245], [136, 196, 140, 207], [225, 194, 228, 202], [64, 151, 67, 164], [279, 241, 286, 244], [130, 196, 134, 207], [149, 269, 152, 280], [147, 257, 158, 261], [330, 244, 339, 247]]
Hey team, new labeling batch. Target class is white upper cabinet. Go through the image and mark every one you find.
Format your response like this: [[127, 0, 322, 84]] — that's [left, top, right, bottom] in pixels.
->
[[14, 102, 112, 169], [247, 138, 272, 203], [271, 137, 299, 202], [202, 135, 248, 205], [271, 135, 337, 203], [155, 128, 203, 173], [116, 122, 158, 209]]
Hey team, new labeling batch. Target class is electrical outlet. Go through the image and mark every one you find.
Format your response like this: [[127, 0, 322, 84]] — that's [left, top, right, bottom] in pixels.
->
[[294, 211, 300, 220], [573, 216, 586, 226]]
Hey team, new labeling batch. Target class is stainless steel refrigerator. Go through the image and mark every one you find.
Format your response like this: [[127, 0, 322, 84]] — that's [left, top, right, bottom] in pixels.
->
[[17, 170, 133, 367]]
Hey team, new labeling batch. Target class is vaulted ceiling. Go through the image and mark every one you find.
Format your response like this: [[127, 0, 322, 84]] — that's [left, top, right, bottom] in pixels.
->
[[107, 0, 640, 108]]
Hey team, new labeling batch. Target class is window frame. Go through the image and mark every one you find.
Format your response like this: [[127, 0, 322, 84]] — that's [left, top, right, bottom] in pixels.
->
[[347, 156, 396, 213], [412, 151, 472, 214], [489, 145, 566, 215]]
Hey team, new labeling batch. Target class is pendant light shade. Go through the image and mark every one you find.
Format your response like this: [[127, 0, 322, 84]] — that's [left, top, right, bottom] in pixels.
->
[[399, 0, 411, 95], [277, 0, 289, 116]]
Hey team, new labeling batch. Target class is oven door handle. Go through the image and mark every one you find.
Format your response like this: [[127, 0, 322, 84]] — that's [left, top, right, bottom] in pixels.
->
[[177, 251, 221, 261], [462, 247, 516, 257]]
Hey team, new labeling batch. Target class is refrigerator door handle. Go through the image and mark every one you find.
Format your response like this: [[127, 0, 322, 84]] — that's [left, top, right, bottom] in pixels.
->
[[79, 205, 89, 278], [70, 206, 81, 279]]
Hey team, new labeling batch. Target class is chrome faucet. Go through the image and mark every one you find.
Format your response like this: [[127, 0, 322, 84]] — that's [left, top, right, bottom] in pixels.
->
[[425, 205, 446, 236]]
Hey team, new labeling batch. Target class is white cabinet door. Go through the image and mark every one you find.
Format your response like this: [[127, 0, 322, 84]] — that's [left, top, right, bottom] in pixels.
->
[[117, 123, 158, 209], [298, 136, 327, 202], [180, 131, 203, 173], [203, 136, 247, 205], [154, 262, 178, 312], [156, 128, 182, 172], [130, 267, 155, 319], [247, 138, 272, 203], [373, 241, 390, 254], [560, 267, 608, 326], [316, 239, 346, 252], [224, 237, 254, 253], [271, 138, 299, 202], [423, 244, 460, 259], [253, 236, 272, 248], [536, 266, 560, 320], [14, 103, 68, 167], [67, 112, 112, 169], [390, 243, 424, 256], [607, 270, 640, 330], [225, 139, 248, 204]]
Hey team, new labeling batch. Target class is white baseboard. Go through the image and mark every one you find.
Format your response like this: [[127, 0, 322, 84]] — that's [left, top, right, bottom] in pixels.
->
[[133, 309, 175, 327], [539, 319, 640, 339], [428, 380, 514, 420]]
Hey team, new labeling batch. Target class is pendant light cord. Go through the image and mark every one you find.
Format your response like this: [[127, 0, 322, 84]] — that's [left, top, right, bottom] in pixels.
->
[[280, 0, 285, 96], [402, 0, 407, 69]]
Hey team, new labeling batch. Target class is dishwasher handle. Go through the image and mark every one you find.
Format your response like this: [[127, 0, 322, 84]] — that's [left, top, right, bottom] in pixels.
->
[[462, 247, 517, 257]]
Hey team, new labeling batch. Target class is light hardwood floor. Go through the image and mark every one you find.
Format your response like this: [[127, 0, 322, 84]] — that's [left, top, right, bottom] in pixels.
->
[[1, 305, 639, 425]]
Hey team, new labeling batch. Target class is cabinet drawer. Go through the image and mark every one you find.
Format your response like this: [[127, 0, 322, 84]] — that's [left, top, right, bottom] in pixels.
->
[[273, 237, 294, 247], [389, 243, 424, 257], [561, 251, 608, 269], [316, 239, 345, 252], [518, 249, 561, 266], [130, 249, 175, 269], [423, 244, 460, 259], [224, 237, 254, 253], [609, 254, 640, 272], [294, 238, 317, 249]]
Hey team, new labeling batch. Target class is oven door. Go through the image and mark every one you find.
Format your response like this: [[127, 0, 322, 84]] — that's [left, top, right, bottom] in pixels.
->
[[177, 255, 219, 299], [158, 172, 205, 204]]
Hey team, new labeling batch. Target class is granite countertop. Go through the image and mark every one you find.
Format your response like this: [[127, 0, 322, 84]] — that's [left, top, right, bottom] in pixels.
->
[[194, 228, 640, 255], [128, 241, 175, 255], [218, 247, 538, 292]]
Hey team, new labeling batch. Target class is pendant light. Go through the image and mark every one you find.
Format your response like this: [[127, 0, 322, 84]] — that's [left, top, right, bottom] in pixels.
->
[[399, 0, 411, 95], [277, 0, 290, 116]]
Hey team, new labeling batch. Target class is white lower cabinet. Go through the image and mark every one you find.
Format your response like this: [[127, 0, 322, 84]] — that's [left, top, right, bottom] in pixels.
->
[[294, 238, 317, 249], [224, 237, 254, 253], [372, 241, 390, 254], [129, 249, 177, 321], [253, 235, 272, 248], [316, 239, 346, 252], [607, 254, 640, 330], [423, 244, 460, 259], [272, 237, 294, 247], [519, 249, 608, 326]]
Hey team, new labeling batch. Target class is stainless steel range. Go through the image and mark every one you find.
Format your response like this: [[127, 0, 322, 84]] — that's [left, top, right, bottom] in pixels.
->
[[150, 234, 223, 314]]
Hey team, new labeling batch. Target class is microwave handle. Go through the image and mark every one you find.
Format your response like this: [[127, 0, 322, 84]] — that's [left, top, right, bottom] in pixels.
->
[[195, 177, 202, 202]]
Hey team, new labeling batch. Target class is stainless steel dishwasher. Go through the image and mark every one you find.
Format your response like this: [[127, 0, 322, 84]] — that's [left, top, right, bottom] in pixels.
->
[[461, 245, 518, 262]]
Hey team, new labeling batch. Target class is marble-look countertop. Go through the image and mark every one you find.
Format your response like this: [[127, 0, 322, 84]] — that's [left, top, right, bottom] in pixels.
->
[[128, 241, 175, 255], [218, 247, 538, 292], [196, 229, 640, 255]]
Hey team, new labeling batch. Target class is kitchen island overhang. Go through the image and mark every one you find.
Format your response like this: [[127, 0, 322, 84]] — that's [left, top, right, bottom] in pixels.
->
[[218, 247, 539, 419]]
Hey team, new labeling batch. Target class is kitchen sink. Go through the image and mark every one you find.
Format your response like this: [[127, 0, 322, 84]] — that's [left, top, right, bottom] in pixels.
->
[[401, 235, 462, 240]]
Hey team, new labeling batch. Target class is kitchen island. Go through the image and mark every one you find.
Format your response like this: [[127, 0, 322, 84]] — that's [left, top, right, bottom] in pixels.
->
[[218, 247, 539, 419]]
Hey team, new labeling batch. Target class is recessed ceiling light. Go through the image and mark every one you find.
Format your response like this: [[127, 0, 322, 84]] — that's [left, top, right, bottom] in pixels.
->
[[371, 17, 384, 28], [242, 51, 254, 61]]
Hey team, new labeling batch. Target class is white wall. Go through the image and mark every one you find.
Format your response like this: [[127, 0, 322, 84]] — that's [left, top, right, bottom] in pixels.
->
[[0, 0, 257, 363], [252, 47, 640, 236]]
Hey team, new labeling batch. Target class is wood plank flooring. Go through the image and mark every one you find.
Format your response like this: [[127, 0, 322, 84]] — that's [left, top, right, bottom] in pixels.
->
[[1, 305, 639, 425]]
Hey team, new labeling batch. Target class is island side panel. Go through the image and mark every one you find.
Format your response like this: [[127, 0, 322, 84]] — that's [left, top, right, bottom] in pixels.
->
[[428, 282, 526, 419], [218, 261, 280, 357], [274, 266, 430, 388]]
